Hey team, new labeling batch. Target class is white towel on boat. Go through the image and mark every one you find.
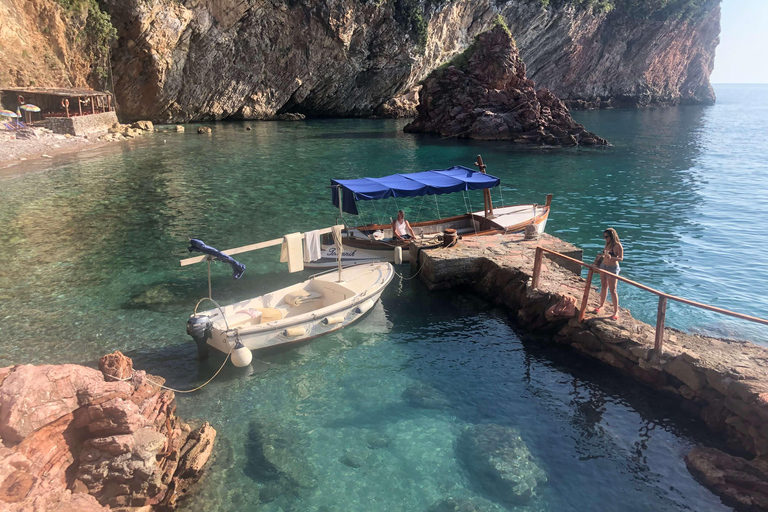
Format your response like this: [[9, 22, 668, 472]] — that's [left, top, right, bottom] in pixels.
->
[[280, 232, 304, 273], [303, 229, 322, 262]]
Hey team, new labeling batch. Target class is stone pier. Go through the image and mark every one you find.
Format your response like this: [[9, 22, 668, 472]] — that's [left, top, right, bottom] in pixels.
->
[[411, 233, 768, 509]]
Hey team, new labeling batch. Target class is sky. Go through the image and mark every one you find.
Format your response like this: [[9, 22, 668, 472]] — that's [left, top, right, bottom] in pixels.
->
[[710, 0, 768, 84]]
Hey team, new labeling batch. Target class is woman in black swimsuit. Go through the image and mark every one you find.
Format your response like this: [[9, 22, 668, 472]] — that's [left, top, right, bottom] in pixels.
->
[[594, 228, 624, 320]]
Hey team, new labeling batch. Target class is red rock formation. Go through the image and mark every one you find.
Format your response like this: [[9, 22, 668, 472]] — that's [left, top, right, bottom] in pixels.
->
[[404, 24, 607, 146], [0, 352, 215, 511]]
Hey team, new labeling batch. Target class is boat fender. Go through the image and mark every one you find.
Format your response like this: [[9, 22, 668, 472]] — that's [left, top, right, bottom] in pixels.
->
[[186, 315, 212, 361], [323, 315, 344, 325], [354, 299, 375, 315], [394, 246, 403, 265], [17, 95, 24, 105], [284, 326, 306, 337], [231, 341, 253, 367]]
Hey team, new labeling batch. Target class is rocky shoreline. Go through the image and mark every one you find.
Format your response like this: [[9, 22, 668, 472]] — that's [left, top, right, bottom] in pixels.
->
[[0, 352, 215, 511], [411, 233, 768, 510]]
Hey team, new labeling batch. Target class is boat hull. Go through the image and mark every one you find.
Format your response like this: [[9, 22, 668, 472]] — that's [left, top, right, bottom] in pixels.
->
[[306, 203, 549, 268], [193, 262, 394, 355]]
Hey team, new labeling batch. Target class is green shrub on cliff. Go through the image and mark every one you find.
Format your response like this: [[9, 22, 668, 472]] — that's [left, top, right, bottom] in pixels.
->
[[393, 0, 431, 50], [540, 0, 719, 19], [55, 0, 117, 83]]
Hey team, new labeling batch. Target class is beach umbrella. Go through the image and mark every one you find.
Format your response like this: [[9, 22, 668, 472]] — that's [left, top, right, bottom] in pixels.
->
[[19, 104, 40, 125], [0, 109, 19, 118]]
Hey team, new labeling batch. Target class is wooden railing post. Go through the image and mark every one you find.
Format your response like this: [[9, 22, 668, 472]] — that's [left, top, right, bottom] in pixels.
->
[[655, 296, 667, 354], [578, 267, 595, 322], [532, 246, 543, 289]]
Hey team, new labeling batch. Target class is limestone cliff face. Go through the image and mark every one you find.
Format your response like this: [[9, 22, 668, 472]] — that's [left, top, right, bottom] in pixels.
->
[[1, 0, 719, 121], [100, 0, 719, 122], [503, 3, 720, 109]]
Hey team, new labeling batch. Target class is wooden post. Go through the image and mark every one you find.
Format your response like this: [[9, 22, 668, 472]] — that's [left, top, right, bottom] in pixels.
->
[[475, 154, 494, 217], [655, 296, 667, 353], [91, 97, 95, 115], [578, 267, 595, 322], [532, 246, 543, 289], [78, 97, 83, 117], [65, 100, 70, 118]]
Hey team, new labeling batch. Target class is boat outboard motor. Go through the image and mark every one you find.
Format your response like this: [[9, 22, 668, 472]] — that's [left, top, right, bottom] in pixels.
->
[[186, 315, 212, 361]]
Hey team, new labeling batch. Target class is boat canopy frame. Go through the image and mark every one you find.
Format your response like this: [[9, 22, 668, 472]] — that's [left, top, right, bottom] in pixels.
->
[[331, 165, 500, 215]]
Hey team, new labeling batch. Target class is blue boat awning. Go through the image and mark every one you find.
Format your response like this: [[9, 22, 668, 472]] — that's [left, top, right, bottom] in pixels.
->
[[331, 166, 500, 215]]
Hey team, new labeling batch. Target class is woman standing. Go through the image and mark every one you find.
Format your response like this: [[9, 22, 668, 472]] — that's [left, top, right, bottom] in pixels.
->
[[594, 228, 624, 320]]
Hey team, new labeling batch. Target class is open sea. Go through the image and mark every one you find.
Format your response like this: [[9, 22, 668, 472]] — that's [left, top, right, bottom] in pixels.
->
[[2, 84, 767, 510]]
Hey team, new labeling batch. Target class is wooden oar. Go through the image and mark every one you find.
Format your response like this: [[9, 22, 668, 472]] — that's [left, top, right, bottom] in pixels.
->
[[179, 226, 336, 266]]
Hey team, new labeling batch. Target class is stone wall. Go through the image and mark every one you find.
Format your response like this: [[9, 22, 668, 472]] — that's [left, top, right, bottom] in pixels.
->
[[412, 234, 768, 458], [45, 111, 118, 136]]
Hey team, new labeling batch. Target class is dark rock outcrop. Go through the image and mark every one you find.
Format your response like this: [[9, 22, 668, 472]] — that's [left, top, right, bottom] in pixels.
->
[[0, 352, 216, 511], [456, 424, 547, 505], [686, 446, 768, 511], [404, 24, 607, 145]]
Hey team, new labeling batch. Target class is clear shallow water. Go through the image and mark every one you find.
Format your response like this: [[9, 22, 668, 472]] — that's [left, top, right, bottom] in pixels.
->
[[1, 84, 765, 510]]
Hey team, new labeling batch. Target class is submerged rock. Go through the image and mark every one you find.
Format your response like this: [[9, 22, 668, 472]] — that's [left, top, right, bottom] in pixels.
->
[[0, 351, 216, 511], [426, 497, 491, 512], [197, 126, 212, 135], [403, 382, 452, 410], [686, 446, 768, 510], [340, 450, 368, 468], [404, 22, 607, 146], [456, 424, 546, 506], [244, 419, 315, 497]]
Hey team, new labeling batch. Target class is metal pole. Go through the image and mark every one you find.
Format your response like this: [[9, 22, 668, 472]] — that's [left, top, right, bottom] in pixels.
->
[[337, 186, 343, 283], [655, 296, 667, 353], [532, 247, 543, 289], [207, 256, 212, 299], [578, 267, 595, 322]]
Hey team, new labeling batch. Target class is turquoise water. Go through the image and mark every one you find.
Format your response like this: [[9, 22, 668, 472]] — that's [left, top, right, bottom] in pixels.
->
[[1, 84, 765, 510]]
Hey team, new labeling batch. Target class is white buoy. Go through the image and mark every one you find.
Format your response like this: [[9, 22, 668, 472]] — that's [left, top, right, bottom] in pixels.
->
[[231, 343, 253, 367], [323, 315, 344, 325], [394, 246, 403, 265]]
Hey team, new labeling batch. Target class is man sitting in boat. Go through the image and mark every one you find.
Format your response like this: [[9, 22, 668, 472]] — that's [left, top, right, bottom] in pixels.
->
[[392, 210, 416, 241]]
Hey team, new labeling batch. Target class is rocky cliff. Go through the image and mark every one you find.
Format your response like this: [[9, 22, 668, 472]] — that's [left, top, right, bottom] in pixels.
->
[[404, 22, 608, 145], [0, 0, 720, 122], [0, 352, 215, 511], [0, 0, 115, 95]]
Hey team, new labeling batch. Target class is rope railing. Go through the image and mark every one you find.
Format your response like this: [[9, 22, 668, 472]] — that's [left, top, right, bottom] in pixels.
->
[[532, 246, 768, 354]]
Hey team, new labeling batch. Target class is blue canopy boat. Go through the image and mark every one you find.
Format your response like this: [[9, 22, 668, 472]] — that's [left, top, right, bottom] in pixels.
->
[[308, 157, 552, 268]]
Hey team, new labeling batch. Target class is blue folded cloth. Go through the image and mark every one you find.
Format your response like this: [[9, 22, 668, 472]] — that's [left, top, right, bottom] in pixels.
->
[[188, 238, 246, 279]]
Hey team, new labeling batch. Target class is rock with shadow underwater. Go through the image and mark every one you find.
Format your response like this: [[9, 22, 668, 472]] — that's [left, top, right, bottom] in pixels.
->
[[456, 424, 547, 506], [243, 419, 315, 502], [124, 283, 180, 311], [426, 497, 495, 512], [403, 382, 452, 410]]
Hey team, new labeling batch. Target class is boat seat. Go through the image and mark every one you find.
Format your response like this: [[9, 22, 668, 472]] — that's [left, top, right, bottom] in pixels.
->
[[284, 289, 323, 307], [256, 308, 284, 323]]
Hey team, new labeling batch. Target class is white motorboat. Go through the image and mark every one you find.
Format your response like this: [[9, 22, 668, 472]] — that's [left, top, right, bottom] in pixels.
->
[[186, 261, 394, 366]]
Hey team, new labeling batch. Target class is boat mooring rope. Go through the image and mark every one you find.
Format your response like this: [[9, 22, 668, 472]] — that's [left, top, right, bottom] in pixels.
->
[[104, 297, 241, 393]]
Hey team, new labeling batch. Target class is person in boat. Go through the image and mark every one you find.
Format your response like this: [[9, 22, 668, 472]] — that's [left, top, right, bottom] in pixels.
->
[[594, 228, 624, 320], [392, 210, 416, 241]]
